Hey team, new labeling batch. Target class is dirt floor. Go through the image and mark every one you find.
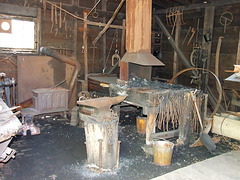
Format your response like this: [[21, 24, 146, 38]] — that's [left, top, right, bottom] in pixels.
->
[[0, 108, 238, 180]]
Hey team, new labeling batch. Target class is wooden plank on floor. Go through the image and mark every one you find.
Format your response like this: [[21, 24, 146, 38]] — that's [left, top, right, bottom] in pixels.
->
[[151, 151, 240, 180]]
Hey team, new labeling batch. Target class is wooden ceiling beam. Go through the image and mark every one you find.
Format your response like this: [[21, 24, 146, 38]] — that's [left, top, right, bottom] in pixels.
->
[[0, 0, 125, 19], [152, 0, 175, 8], [153, 0, 240, 14]]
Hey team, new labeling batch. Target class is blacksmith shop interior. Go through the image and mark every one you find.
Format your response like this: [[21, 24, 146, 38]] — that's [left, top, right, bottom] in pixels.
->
[[0, 0, 240, 179]]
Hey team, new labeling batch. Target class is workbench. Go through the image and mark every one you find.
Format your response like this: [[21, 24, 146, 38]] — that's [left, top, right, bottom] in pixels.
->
[[110, 78, 203, 145]]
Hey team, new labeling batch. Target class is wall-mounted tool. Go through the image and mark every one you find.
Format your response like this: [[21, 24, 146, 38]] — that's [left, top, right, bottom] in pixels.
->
[[50, 4, 54, 33], [195, 18, 200, 46], [182, 27, 191, 45], [43, 0, 47, 17], [220, 11, 233, 33], [187, 28, 196, 46], [182, 27, 195, 46], [63, 13, 68, 39], [190, 47, 202, 85], [166, 7, 185, 35], [55, 4, 58, 25], [59, 2, 62, 29]]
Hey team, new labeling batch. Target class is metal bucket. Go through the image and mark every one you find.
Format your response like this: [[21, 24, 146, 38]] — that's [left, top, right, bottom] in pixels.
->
[[153, 140, 174, 166]]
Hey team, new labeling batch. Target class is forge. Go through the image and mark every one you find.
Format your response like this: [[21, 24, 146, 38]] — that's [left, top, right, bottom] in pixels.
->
[[111, 0, 205, 146], [110, 78, 205, 145]]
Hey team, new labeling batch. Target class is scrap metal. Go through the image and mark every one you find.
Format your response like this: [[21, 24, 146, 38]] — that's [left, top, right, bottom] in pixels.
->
[[0, 98, 22, 163]]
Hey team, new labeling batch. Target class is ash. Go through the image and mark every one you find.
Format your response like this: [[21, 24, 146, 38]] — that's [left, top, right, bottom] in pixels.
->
[[121, 77, 192, 91]]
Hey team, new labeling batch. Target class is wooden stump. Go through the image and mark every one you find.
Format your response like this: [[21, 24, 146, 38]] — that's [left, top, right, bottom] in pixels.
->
[[84, 117, 119, 170]]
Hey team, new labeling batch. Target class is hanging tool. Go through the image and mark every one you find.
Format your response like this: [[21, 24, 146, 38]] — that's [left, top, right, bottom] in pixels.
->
[[103, 29, 118, 72], [220, 11, 233, 33], [24, 0, 30, 10], [50, 4, 54, 33], [59, 2, 62, 29], [85, 0, 101, 19], [92, 0, 99, 19], [187, 28, 195, 46], [171, 9, 178, 35], [63, 13, 68, 39], [182, 27, 191, 45], [111, 30, 120, 67], [166, 6, 185, 35], [195, 18, 200, 46], [55, 4, 58, 25], [92, 45, 97, 72], [112, 50, 121, 67], [43, 0, 47, 17]]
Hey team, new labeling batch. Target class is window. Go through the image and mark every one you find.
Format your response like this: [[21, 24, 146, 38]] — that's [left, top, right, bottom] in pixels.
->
[[0, 14, 39, 53]]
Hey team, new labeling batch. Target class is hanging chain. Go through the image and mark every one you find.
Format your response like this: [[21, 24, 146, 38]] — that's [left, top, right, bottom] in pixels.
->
[[115, 30, 119, 53], [103, 29, 118, 72]]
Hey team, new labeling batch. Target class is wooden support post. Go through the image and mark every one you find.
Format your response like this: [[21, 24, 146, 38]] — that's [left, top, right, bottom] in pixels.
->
[[83, 12, 88, 90], [37, 8, 41, 52], [92, 0, 125, 45], [146, 100, 157, 145], [236, 31, 240, 65], [102, 0, 107, 70], [173, 21, 181, 84], [121, 19, 126, 57], [73, 19, 78, 58], [201, 6, 215, 93]]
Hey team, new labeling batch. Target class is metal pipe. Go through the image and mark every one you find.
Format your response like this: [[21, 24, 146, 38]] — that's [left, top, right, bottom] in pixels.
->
[[40, 47, 81, 101], [155, 16, 192, 69]]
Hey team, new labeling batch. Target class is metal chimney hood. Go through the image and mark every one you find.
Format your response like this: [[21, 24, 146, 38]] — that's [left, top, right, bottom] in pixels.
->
[[121, 52, 165, 66]]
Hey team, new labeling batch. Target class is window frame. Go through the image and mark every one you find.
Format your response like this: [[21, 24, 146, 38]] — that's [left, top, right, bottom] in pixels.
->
[[0, 14, 39, 54]]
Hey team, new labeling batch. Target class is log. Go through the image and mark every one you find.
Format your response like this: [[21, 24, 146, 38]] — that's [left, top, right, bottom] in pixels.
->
[[212, 114, 240, 140], [84, 119, 119, 170], [83, 12, 88, 90]]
